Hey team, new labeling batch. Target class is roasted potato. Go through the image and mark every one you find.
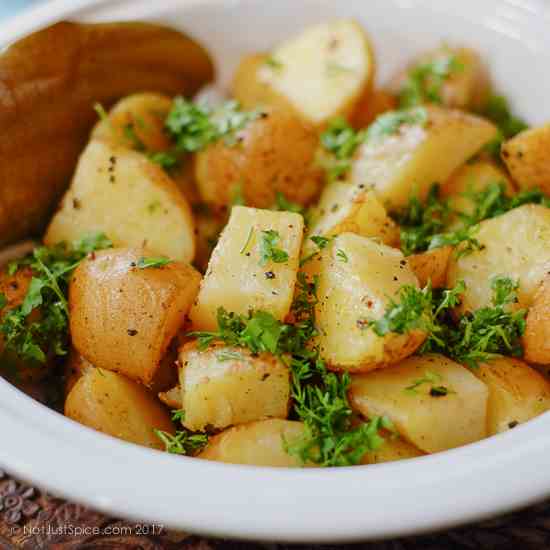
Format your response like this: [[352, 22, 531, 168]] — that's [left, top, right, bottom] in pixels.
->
[[389, 46, 491, 111], [523, 276, 550, 364], [350, 89, 397, 130], [407, 246, 452, 289], [303, 183, 399, 261], [233, 20, 374, 126], [44, 140, 196, 263], [351, 106, 497, 210], [314, 233, 425, 372], [199, 419, 309, 467], [70, 248, 201, 386], [190, 206, 303, 331], [447, 204, 550, 313], [64, 351, 94, 397], [473, 357, 550, 435], [361, 436, 424, 465], [194, 109, 323, 210], [350, 354, 488, 453], [501, 124, 550, 193], [65, 366, 175, 450], [178, 342, 290, 432], [91, 92, 173, 152], [441, 160, 515, 229], [0, 21, 213, 247]]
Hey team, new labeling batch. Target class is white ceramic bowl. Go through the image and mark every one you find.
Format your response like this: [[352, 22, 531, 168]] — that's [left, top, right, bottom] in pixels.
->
[[2, 0, 550, 543]]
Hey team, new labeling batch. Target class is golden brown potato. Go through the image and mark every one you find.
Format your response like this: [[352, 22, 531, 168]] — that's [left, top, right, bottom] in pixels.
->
[[70, 248, 201, 386], [474, 357, 550, 435], [361, 436, 424, 465], [407, 246, 452, 289], [64, 351, 94, 397], [65, 366, 175, 450], [190, 206, 303, 331], [199, 419, 310, 467], [523, 277, 550, 364], [389, 46, 491, 111], [350, 354, 489, 453], [91, 92, 173, 152], [158, 384, 182, 410], [233, 20, 374, 126], [350, 89, 397, 130], [232, 53, 296, 114], [44, 141, 196, 263], [501, 124, 550, 193], [351, 106, 497, 210], [178, 342, 290, 432], [447, 204, 550, 313], [194, 109, 323, 210], [314, 233, 425, 372], [0, 21, 213, 247], [441, 161, 515, 229]]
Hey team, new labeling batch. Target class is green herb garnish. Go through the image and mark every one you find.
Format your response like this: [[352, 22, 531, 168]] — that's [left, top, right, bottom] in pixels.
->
[[0, 233, 112, 365], [336, 249, 348, 263], [365, 107, 428, 141], [405, 370, 453, 397], [136, 257, 172, 269], [154, 429, 208, 455], [273, 192, 305, 215], [259, 230, 289, 266]]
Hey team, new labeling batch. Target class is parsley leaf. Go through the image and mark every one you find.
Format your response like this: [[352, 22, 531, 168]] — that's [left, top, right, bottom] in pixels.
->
[[259, 230, 288, 266], [273, 192, 304, 215], [0, 233, 112, 366], [165, 98, 259, 153], [136, 257, 172, 269], [336, 249, 348, 263], [398, 54, 464, 108], [154, 429, 208, 455], [405, 370, 453, 397]]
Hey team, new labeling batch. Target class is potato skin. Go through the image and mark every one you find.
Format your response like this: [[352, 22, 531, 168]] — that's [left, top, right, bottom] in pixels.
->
[[178, 342, 290, 432], [474, 357, 550, 435], [502, 124, 550, 193], [194, 109, 323, 210], [407, 246, 452, 289], [350, 354, 488, 453], [70, 248, 201, 386], [0, 21, 213, 247], [350, 89, 397, 130], [315, 233, 425, 373], [65, 366, 175, 450], [64, 350, 94, 397], [523, 277, 550, 365], [198, 419, 309, 467]]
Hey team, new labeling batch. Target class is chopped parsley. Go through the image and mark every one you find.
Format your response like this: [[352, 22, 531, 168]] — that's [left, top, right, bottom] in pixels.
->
[[264, 56, 283, 70], [299, 235, 334, 267], [0, 234, 112, 366], [367, 276, 526, 368], [365, 107, 428, 141], [398, 54, 464, 108], [240, 227, 255, 255], [405, 370, 452, 397], [136, 257, 172, 269], [259, 230, 289, 266], [336, 249, 348, 263], [165, 98, 259, 153], [273, 192, 304, 215], [154, 429, 208, 455]]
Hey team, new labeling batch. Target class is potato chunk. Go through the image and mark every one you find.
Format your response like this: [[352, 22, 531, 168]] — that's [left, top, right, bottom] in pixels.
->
[[70, 248, 201, 386], [473, 357, 550, 435], [178, 343, 290, 432], [502, 124, 550, 193], [350, 89, 397, 130], [44, 140, 196, 263], [523, 277, 550, 365], [361, 436, 424, 465], [441, 161, 515, 229], [389, 46, 491, 111], [447, 204, 550, 313], [351, 106, 497, 209], [194, 109, 322, 210], [91, 93, 173, 152], [189, 206, 303, 331], [65, 366, 175, 450], [407, 246, 452, 289], [199, 419, 308, 467], [350, 354, 488, 453], [303, 182, 398, 259], [315, 233, 424, 372], [233, 20, 374, 126]]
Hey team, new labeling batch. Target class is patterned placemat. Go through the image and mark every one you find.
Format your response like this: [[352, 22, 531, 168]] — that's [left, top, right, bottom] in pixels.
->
[[1, 469, 549, 549]]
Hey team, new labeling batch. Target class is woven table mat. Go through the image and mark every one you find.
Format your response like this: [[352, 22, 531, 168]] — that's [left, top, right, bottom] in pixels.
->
[[1, 470, 549, 549]]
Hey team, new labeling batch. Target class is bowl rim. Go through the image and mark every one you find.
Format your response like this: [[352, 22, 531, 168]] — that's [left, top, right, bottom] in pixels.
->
[[2, 0, 550, 543]]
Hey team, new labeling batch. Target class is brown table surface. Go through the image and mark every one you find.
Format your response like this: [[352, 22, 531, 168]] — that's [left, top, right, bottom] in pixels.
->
[[1, 470, 550, 549]]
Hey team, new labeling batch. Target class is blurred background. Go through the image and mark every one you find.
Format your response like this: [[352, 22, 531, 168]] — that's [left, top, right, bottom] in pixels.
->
[[0, 0, 43, 20]]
